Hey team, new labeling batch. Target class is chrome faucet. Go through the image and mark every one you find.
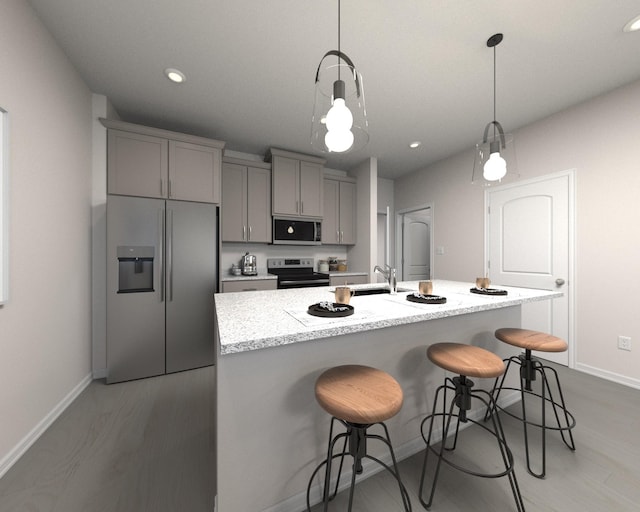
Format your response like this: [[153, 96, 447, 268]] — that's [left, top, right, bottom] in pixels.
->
[[374, 264, 397, 295]]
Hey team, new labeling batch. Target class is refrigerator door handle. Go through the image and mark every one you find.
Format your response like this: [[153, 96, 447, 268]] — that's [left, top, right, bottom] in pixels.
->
[[159, 209, 165, 302], [168, 208, 174, 301]]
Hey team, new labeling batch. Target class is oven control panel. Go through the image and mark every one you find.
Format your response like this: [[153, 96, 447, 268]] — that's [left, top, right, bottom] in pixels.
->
[[267, 258, 314, 269]]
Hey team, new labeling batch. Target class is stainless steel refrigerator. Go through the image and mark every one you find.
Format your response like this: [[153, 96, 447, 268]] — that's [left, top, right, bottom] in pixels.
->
[[106, 195, 218, 384]]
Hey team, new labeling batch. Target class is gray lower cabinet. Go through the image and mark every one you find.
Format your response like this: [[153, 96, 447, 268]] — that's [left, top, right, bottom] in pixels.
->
[[329, 274, 368, 286], [222, 279, 277, 292], [323, 177, 357, 245], [221, 159, 271, 243], [103, 119, 224, 203]]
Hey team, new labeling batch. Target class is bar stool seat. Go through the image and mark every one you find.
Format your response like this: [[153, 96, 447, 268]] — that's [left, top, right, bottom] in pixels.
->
[[488, 328, 576, 478], [307, 365, 412, 511], [495, 328, 568, 352], [419, 343, 524, 511], [427, 342, 506, 379], [315, 365, 403, 424]]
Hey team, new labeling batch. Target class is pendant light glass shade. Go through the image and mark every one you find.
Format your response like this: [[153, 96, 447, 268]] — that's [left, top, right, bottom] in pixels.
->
[[472, 33, 518, 186], [311, 52, 368, 154], [311, 0, 368, 154]]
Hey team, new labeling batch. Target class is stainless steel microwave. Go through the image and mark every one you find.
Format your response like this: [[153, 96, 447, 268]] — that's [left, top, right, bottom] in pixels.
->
[[272, 218, 322, 245]]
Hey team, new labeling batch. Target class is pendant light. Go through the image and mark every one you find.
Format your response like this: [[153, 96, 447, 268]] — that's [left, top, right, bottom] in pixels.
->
[[311, 0, 368, 153], [472, 33, 517, 185]]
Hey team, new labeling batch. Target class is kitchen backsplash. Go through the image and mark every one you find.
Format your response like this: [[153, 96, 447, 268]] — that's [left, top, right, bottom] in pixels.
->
[[221, 243, 349, 274]]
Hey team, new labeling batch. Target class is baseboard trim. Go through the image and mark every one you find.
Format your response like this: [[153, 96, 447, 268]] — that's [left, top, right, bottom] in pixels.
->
[[0, 372, 93, 479], [262, 389, 520, 512], [575, 363, 640, 390], [92, 367, 107, 379]]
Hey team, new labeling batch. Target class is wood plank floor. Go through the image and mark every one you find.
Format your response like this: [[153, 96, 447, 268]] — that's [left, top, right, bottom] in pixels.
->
[[0, 362, 639, 512], [0, 366, 215, 512]]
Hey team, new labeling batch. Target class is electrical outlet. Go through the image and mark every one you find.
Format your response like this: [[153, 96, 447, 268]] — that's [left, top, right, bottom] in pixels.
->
[[618, 336, 631, 351]]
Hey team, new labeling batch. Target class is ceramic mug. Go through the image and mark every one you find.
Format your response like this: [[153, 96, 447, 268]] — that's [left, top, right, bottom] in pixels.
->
[[476, 277, 491, 289], [419, 280, 433, 295], [335, 286, 355, 304]]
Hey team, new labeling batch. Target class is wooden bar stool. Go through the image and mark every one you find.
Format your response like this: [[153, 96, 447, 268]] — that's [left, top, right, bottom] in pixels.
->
[[486, 328, 576, 478], [306, 364, 412, 511], [419, 343, 524, 511]]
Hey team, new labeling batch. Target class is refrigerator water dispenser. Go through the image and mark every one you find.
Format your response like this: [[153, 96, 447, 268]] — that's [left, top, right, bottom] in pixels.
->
[[117, 246, 154, 293]]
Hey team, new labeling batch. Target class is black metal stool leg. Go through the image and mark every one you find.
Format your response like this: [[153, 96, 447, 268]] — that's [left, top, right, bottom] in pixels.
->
[[489, 350, 577, 479], [419, 380, 459, 509], [540, 363, 576, 451], [307, 417, 412, 512]]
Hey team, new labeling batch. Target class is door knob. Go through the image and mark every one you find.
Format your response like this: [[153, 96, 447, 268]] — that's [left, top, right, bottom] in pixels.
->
[[555, 278, 565, 286]]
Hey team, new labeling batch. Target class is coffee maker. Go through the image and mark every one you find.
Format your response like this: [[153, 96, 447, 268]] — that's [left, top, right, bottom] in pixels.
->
[[241, 252, 257, 276]]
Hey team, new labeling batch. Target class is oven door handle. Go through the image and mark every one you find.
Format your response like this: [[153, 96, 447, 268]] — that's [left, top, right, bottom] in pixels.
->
[[279, 279, 329, 287]]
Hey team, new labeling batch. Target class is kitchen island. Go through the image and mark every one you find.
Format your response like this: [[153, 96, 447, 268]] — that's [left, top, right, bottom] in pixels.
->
[[214, 280, 561, 512]]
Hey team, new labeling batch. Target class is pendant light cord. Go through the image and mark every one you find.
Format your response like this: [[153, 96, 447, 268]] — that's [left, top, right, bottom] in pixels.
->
[[337, 0, 341, 81], [492, 43, 497, 138]]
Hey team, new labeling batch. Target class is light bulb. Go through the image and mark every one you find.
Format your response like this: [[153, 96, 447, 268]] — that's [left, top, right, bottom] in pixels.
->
[[325, 128, 354, 153], [325, 98, 353, 132], [483, 152, 507, 181]]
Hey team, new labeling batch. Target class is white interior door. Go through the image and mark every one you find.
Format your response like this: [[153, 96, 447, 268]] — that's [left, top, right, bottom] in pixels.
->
[[401, 208, 431, 281], [487, 171, 574, 366]]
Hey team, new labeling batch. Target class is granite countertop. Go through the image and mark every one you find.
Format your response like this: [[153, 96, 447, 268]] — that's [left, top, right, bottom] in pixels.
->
[[220, 272, 277, 282], [214, 280, 562, 355]]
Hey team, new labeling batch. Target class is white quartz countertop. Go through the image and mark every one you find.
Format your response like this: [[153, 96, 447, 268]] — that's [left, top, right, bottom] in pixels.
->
[[214, 280, 562, 355]]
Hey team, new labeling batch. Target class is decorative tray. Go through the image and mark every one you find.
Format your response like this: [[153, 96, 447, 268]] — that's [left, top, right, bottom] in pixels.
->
[[407, 293, 447, 304], [470, 287, 508, 296], [307, 302, 354, 318]]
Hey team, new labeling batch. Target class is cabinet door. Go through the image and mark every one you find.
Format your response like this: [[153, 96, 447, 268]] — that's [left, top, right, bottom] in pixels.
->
[[299, 161, 324, 217], [329, 274, 368, 286], [221, 163, 248, 242], [169, 141, 221, 203], [339, 181, 357, 244], [322, 179, 340, 244], [108, 130, 168, 198], [272, 156, 300, 216], [222, 279, 277, 292], [165, 200, 217, 373], [246, 167, 272, 243]]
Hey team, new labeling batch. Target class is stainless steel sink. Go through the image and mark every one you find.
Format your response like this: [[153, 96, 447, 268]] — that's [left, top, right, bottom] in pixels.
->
[[352, 287, 411, 296]]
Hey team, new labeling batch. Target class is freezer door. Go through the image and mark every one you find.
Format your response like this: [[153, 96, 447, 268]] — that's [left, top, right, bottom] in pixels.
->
[[106, 195, 166, 383], [165, 200, 217, 373]]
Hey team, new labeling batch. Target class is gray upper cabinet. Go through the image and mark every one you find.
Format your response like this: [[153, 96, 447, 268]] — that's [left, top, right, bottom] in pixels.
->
[[103, 119, 225, 203], [107, 130, 168, 199], [322, 177, 357, 245], [169, 141, 221, 204], [222, 158, 271, 243], [267, 148, 325, 219]]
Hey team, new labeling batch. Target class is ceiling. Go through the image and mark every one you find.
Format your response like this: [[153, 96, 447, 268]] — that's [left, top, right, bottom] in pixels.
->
[[27, 0, 640, 179]]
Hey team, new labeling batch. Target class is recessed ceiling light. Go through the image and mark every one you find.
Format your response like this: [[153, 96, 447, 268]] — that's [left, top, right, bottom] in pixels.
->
[[623, 14, 640, 32], [164, 68, 186, 83], [409, 141, 422, 149]]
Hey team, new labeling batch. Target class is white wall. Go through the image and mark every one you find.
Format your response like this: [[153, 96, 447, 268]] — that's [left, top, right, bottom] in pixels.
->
[[395, 79, 640, 386], [377, 177, 395, 268], [0, 0, 93, 475], [347, 158, 378, 280]]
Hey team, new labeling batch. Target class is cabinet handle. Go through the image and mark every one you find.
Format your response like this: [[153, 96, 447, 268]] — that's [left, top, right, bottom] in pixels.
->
[[168, 179, 173, 198], [340, 231, 344, 243], [249, 226, 252, 241], [336, 230, 340, 242], [301, 201, 304, 214], [243, 225, 246, 241], [160, 179, 164, 196], [296, 201, 299, 214]]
